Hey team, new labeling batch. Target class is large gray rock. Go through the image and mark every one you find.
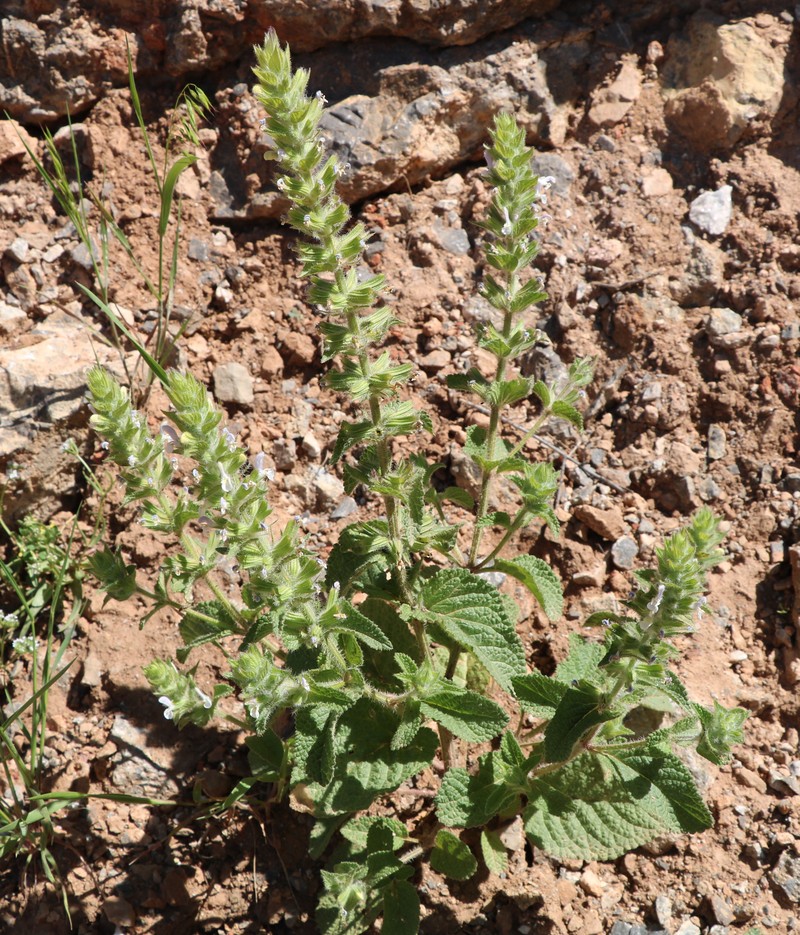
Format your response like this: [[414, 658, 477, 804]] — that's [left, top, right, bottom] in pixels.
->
[[0, 311, 124, 521], [0, 0, 562, 122], [661, 12, 793, 151], [0, 314, 121, 429], [215, 18, 589, 219]]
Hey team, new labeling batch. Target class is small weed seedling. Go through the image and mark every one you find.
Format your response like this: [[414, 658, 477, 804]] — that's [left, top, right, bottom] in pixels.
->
[[19, 50, 211, 406], [0, 514, 85, 918], [86, 33, 747, 934]]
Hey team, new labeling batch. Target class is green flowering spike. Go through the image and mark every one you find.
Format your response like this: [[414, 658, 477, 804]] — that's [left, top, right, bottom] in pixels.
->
[[694, 700, 748, 765], [86, 365, 172, 502], [481, 111, 550, 285], [144, 658, 216, 728], [230, 645, 303, 730]]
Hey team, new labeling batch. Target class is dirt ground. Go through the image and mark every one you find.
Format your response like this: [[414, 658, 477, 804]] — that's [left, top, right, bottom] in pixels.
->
[[1, 5, 799, 935]]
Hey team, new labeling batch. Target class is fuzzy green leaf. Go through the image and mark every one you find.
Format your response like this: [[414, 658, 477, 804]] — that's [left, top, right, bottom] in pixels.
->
[[555, 634, 607, 684], [246, 731, 285, 779], [382, 881, 420, 935], [486, 378, 532, 408], [446, 370, 490, 401], [417, 568, 526, 692], [293, 700, 438, 817], [177, 600, 237, 662], [480, 829, 509, 875], [550, 400, 584, 430], [544, 682, 616, 763], [391, 702, 423, 750], [430, 830, 477, 881], [340, 816, 411, 851], [463, 425, 521, 473], [420, 685, 508, 743], [477, 510, 512, 530], [332, 419, 374, 464], [531, 380, 551, 408], [694, 700, 748, 766], [87, 548, 138, 604], [493, 555, 563, 621], [438, 486, 475, 509], [337, 603, 393, 651], [436, 753, 520, 829], [512, 670, 568, 718], [524, 748, 712, 861]]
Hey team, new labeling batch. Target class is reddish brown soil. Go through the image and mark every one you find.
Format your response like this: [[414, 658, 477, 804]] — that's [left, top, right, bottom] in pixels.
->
[[1, 10, 799, 935]]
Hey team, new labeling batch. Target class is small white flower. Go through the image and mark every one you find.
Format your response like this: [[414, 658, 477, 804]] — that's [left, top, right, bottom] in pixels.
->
[[535, 175, 556, 204], [161, 424, 180, 453], [315, 90, 327, 104], [101, 440, 110, 450], [12, 635, 38, 654], [222, 427, 236, 450], [219, 462, 236, 493], [195, 687, 212, 709], [501, 205, 513, 236], [254, 452, 274, 480], [219, 497, 228, 514], [158, 695, 176, 720], [127, 455, 137, 468], [647, 583, 666, 615], [299, 676, 310, 692]]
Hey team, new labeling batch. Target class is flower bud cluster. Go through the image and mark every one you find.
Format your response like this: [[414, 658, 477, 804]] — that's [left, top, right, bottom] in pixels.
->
[[230, 644, 311, 731], [86, 367, 173, 504], [144, 658, 216, 728], [481, 113, 549, 318], [252, 31, 392, 364], [598, 508, 726, 689]]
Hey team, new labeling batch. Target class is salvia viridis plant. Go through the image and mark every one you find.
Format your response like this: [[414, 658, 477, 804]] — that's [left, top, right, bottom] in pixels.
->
[[84, 31, 748, 934]]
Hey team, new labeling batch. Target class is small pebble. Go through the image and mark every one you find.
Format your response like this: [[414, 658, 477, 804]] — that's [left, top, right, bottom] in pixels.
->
[[654, 895, 673, 928], [611, 536, 638, 570], [707, 424, 726, 460], [301, 432, 322, 460], [212, 362, 254, 406], [188, 238, 209, 261], [689, 185, 733, 236], [331, 496, 358, 520], [5, 237, 29, 263]]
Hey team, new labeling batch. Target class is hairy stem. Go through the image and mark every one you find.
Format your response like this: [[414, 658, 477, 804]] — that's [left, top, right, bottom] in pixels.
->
[[468, 307, 514, 568]]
